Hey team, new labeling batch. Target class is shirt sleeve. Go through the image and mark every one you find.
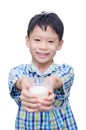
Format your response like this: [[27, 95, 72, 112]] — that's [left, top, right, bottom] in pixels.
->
[[54, 63, 74, 100], [8, 64, 26, 105]]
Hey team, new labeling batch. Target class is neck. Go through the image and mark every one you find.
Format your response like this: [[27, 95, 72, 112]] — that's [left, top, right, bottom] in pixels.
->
[[32, 60, 53, 73]]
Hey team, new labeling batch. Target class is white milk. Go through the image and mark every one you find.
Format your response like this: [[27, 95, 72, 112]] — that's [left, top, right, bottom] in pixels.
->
[[30, 85, 49, 98]]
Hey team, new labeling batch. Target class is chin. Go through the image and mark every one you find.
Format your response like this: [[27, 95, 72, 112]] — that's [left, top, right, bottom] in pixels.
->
[[37, 60, 52, 64]]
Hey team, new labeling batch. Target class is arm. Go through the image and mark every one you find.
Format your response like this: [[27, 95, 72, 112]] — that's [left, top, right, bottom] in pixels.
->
[[8, 64, 27, 105], [8, 65, 49, 112], [54, 63, 74, 99], [45, 63, 74, 100], [40, 63, 74, 109]]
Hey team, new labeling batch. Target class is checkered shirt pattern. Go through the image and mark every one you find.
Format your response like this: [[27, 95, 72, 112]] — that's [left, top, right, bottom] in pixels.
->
[[8, 62, 78, 130]]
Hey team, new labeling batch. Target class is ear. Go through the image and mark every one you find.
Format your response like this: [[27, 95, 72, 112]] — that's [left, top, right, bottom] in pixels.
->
[[57, 40, 64, 51], [25, 36, 30, 48]]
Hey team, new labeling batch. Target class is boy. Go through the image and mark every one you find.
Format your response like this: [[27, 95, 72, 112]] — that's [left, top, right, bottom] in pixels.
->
[[8, 11, 77, 129]]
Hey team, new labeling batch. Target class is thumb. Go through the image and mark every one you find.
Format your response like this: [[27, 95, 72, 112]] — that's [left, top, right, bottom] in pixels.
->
[[48, 88, 53, 95], [22, 82, 29, 90], [21, 77, 30, 90]]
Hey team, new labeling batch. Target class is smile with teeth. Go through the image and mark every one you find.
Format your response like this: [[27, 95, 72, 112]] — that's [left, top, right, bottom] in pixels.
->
[[36, 52, 49, 57]]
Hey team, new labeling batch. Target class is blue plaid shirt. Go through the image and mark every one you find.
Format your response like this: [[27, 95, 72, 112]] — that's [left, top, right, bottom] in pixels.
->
[[8, 62, 78, 130]]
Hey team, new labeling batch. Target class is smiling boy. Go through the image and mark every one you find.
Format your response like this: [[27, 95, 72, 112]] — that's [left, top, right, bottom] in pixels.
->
[[8, 11, 77, 130]]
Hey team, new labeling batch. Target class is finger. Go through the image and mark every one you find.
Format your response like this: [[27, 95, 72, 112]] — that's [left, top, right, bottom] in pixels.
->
[[40, 99, 54, 106], [22, 101, 41, 109], [49, 89, 52, 94], [41, 94, 55, 106], [43, 93, 55, 102], [21, 77, 30, 89], [20, 93, 40, 104], [21, 89, 37, 98], [23, 106, 38, 112], [38, 105, 53, 112], [22, 83, 29, 90]]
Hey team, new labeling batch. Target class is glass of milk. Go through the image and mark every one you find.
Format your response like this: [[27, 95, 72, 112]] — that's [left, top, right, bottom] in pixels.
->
[[29, 82, 49, 99]]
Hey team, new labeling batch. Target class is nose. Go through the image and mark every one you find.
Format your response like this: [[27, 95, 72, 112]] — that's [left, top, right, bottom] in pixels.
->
[[39, 42, 48, 50]]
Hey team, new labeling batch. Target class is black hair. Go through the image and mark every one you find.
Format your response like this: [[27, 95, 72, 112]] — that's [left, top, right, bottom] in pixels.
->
[[27, 11, 64, 41]]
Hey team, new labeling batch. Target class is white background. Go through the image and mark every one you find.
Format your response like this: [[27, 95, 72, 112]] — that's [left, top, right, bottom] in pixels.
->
[[0, 0, 86, 129]]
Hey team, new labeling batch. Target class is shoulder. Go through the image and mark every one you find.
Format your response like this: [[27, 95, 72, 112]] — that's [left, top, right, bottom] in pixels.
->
[[54, 63, 74, 72], [12, 64, 30, 69], [9, 64, 31, 72]]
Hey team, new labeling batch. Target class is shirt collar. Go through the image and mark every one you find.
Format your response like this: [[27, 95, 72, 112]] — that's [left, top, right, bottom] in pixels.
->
[[29, 61, 56, 76]]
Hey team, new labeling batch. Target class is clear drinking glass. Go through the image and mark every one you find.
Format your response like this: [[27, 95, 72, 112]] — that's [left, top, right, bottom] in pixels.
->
[[29, 81, 50, 98]]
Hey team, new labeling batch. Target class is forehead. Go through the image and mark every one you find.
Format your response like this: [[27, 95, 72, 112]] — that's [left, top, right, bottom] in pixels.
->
[[33, 25, 55, 32], [30, 25, 59, 38]]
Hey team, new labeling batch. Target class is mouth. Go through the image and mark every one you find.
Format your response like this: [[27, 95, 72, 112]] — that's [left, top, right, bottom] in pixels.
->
[[36, 52, 50, 58]]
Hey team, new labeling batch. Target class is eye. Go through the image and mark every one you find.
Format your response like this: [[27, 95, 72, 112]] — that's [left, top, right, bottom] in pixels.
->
[[48, 40, 54, 43], [34, 39, 40, 41]]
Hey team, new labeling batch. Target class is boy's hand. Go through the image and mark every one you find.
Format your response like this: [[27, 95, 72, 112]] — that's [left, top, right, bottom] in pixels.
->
[[37, 75, 62, 112], [45, 75, 62, 90], [16, 77, 41, 112], [20, 89, 41, 112], [38, 89, 55, 112]]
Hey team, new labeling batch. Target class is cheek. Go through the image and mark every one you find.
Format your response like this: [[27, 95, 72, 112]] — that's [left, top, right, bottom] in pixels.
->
[[49, 45, 58, 51], [50, 46, 57, 56], [30, 43, 37, 50]]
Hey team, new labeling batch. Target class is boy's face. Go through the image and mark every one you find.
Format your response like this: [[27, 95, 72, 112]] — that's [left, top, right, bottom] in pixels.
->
[[26, 25, 63, 67]]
